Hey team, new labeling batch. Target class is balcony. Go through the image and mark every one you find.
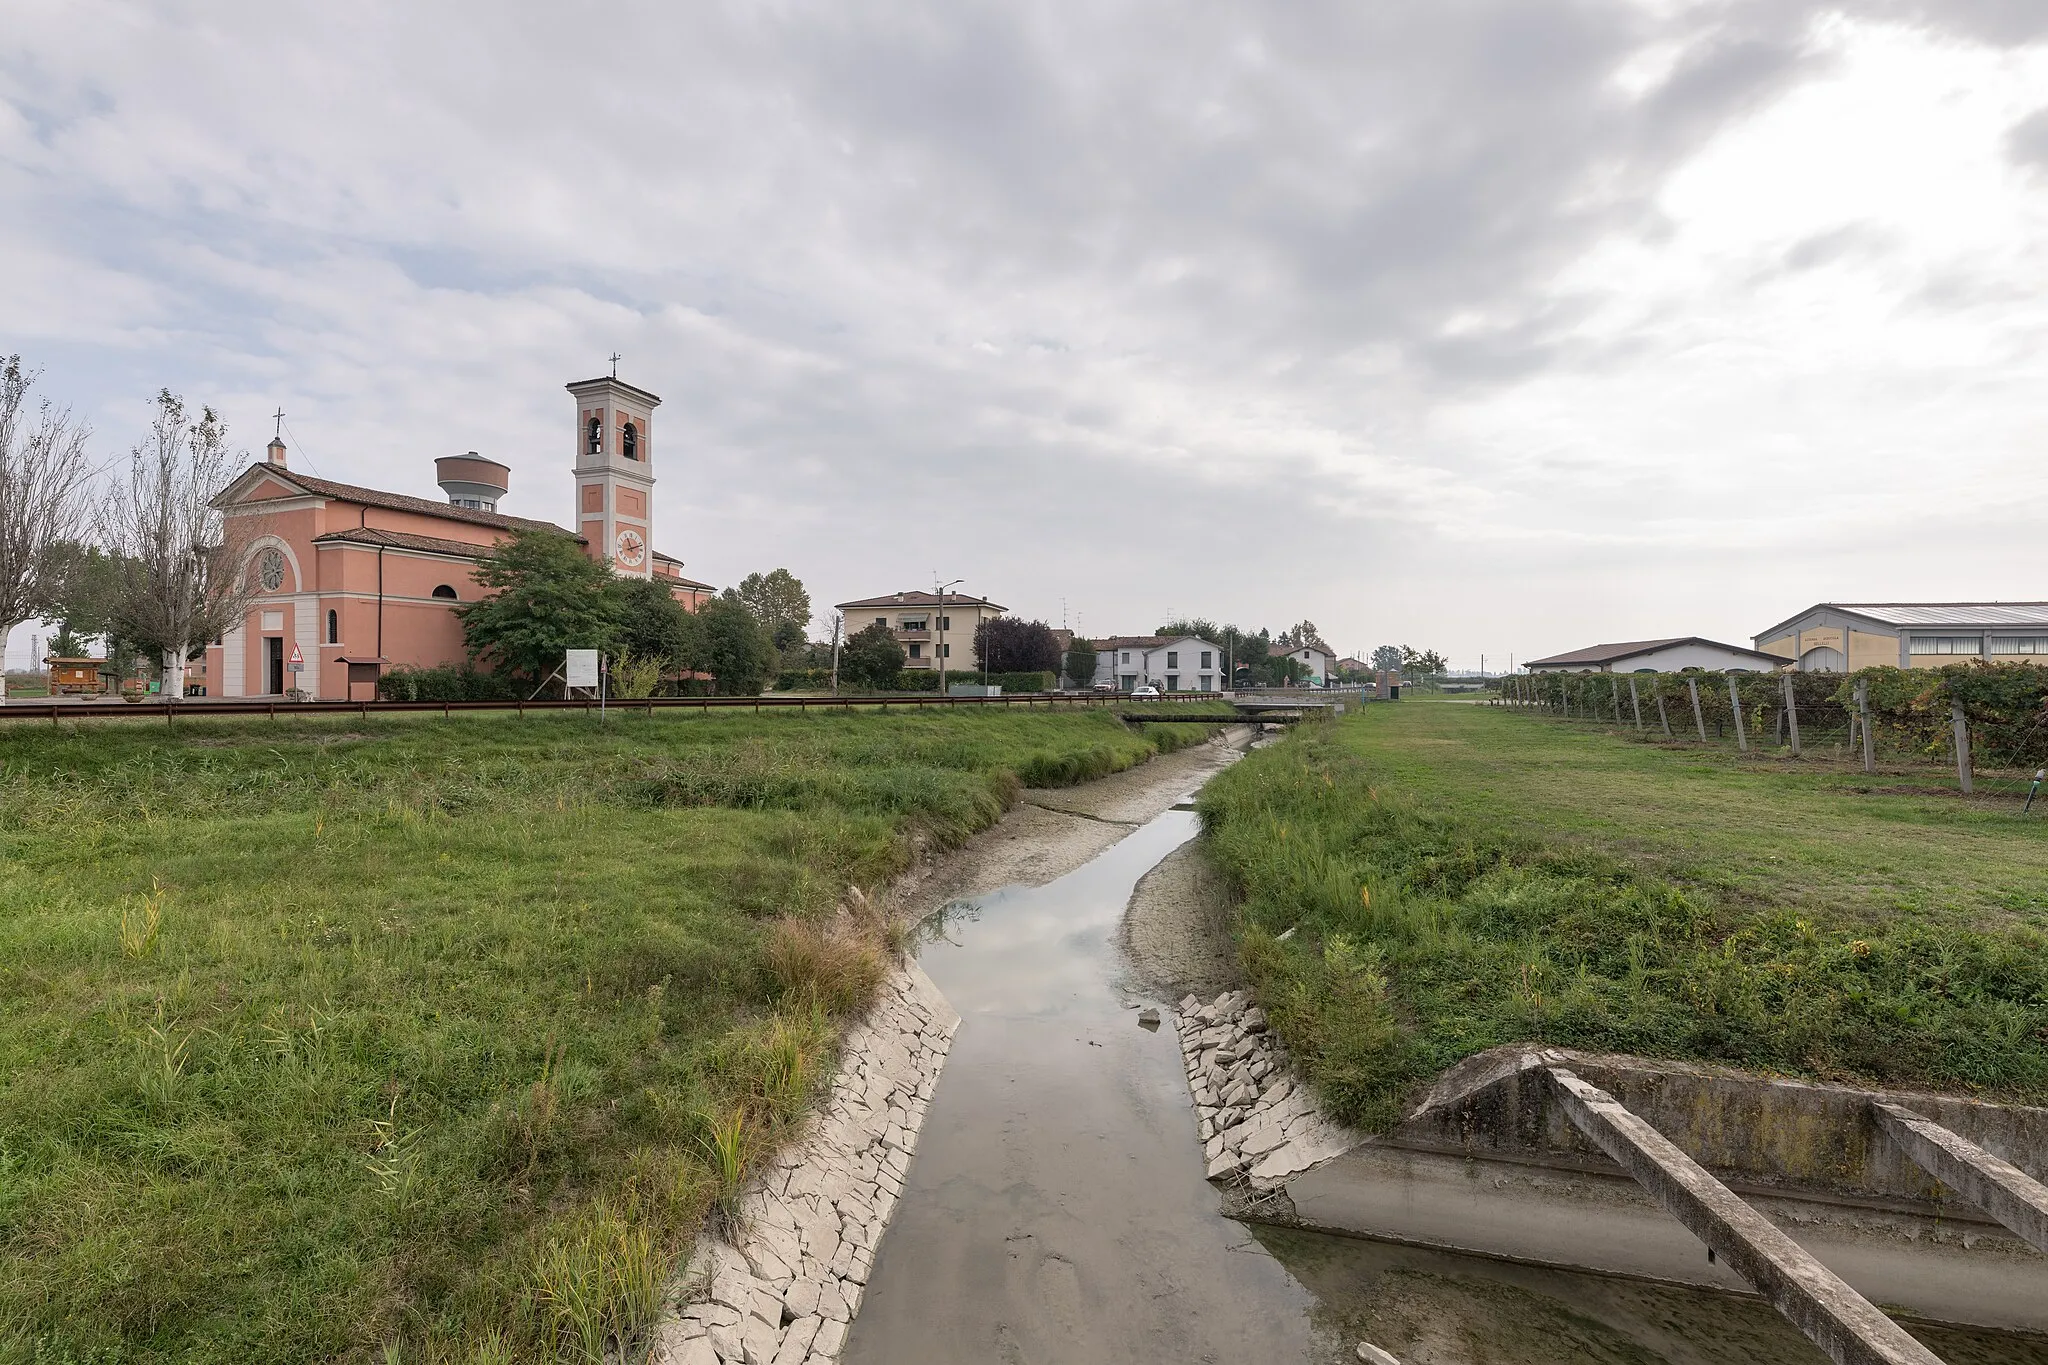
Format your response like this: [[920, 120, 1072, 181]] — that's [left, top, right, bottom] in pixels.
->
[[893, 629, 932, 642]]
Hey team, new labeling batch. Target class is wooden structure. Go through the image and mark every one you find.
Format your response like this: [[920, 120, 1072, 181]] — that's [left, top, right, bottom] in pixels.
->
[[43, 657, 108, 695]]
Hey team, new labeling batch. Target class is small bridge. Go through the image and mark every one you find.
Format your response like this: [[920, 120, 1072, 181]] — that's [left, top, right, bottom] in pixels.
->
[[1119, 698, 1340, 725]]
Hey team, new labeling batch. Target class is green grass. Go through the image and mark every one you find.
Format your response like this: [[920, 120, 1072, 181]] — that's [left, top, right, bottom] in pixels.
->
[[1198, 700, 2048, 1132], [0, 705, 1223, 1364]]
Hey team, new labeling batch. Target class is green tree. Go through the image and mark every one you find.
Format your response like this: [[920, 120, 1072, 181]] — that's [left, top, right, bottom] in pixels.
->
[[1277, 620, 1324, 650], [1160, 618, 1262, 679], [1371, 644, 1403, 673], [1401, 645, 1448, 675], [1156, 617, 1222, 641], [1063, 636, 1097, 688], [733, 568, 811, 659], [974, 617, 1060, 674], [456, 529, 621, 687], [699, 592, 777, 695], [838, 620, 905, 691], [615, 576, 700, 673], [44, 542, 124, 654]]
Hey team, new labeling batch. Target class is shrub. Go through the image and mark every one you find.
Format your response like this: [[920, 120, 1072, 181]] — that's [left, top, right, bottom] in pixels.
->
[[773, 669, 831, 691], [376, 663, 516, 702]]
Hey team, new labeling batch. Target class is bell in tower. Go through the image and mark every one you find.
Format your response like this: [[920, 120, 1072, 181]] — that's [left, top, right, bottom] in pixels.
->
[[566, 372, 662, 579]]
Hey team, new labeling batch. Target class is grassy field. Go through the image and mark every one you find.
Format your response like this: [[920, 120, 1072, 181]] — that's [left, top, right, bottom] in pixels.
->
[[1198, 699, 2048, 1131], [0, 704, 1224, 1365]]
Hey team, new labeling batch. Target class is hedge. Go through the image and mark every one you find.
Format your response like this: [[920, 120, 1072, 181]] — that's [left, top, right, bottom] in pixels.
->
[[771, 669, 1061, 694], [376, 663, 518, 702]]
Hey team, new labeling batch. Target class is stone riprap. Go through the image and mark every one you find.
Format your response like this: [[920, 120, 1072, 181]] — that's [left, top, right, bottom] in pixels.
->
[[1175, 990, 1360, 1189], [648, 960, 960, 1365]]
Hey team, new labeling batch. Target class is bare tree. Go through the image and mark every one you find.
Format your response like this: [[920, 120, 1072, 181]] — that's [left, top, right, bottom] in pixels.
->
[[0, 356, 94, 699], [100, 391, 266, 699]]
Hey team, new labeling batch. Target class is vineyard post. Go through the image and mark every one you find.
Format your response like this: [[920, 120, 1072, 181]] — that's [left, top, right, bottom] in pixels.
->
[[1687, 677, 1707, 742], [1610, 675, 1623, 725], [1727, 674, 1749, 753], [1950, 699, 1974, 795], [1628, 676, 1643, 730], [1655, 689, 1672, 738], [1781, 671, 1801, 757], [1855, 677, 1875, 774]]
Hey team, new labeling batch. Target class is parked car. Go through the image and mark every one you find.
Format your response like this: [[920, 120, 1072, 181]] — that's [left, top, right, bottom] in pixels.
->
[[1131, 685, 1160, 697]]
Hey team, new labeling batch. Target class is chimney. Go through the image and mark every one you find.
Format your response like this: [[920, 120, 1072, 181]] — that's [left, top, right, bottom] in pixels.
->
[[435, 452, 512, 513], [266, 436, 287, 467]]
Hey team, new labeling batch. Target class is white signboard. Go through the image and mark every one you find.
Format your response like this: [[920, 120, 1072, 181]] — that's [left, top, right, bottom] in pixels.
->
[[565, 649, 601, 689]]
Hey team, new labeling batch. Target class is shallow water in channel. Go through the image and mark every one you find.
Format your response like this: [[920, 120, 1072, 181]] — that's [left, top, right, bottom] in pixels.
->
[[841, 798, 2044, 1364]]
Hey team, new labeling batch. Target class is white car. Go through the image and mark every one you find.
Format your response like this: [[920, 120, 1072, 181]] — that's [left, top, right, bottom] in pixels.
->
[[1130, 685, 1161, 697]]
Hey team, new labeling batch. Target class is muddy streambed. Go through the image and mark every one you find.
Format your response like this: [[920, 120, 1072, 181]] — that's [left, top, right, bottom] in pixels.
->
[[842, 754, 2041, 1364]]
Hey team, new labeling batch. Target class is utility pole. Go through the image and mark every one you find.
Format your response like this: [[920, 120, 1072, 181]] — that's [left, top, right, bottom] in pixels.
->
[[935, 575, 964, 695], [829, 613, 843, 696]]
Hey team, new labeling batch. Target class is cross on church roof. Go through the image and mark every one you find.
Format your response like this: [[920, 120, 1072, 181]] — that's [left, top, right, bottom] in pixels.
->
[[609, 352, 621, 378], [273, 407, 285, 438]]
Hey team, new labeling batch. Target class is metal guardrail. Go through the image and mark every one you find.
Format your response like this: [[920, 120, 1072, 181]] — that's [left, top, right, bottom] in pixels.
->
[[0, 691, 1233, 724]]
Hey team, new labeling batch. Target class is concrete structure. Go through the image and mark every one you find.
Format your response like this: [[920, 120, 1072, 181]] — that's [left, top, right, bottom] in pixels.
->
[[1213, 1037, 2048, 1335], [204, 375, 713, 700], [1269, 640, 1332, 684], [1526, 637, 1787, 674], [1755, 603, 2048, 672], [1089, 635, 1227, 692], [834, 591, 1005, 670], [649, 959, 959, 1365]]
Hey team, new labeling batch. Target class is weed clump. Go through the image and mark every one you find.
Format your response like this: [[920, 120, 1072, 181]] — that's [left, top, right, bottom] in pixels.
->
[[761, 917, 886, 1016]]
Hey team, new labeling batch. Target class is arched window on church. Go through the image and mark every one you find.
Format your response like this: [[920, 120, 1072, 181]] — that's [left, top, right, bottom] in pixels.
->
[[586, 416, 603, 456], [622, 420, 639, 460], [326, 609, 338, 644], [432, 585, 458, 600]]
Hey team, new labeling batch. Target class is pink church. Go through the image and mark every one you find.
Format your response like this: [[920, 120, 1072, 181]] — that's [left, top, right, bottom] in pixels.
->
[[203, 374, 713, 700]]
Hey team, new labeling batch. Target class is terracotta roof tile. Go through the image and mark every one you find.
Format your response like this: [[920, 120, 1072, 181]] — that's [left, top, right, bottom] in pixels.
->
[[311, 527, 498, 557], [835, 590, 1006, 611], [230, 464, 572, 536]]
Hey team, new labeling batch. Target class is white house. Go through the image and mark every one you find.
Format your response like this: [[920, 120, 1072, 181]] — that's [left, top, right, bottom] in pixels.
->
[[1268, 640, 1332, 685], [1088, 636, 1228, 692], [1525, 637, 1788, 674]]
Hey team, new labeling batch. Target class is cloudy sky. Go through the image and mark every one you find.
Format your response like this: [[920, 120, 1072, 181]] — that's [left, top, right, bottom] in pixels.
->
[[5, 0, 2046, 669]]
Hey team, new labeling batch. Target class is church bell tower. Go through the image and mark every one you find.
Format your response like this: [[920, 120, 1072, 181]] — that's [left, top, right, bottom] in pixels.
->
[[567, 373, 661, 579]]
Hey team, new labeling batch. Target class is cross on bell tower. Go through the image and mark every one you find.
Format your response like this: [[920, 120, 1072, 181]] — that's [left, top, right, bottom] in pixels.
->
[[566, 370, 661, 579]]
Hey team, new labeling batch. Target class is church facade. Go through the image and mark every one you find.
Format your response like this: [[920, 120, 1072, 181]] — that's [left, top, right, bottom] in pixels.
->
[[203, 374, 712, 700]]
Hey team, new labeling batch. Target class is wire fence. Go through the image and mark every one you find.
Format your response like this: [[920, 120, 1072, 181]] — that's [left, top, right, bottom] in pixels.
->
[[1493, 666, 2048, 810]]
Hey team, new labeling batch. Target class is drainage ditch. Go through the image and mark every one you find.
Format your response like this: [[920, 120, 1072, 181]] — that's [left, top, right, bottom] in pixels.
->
[[841, 792, 2044, 1364]]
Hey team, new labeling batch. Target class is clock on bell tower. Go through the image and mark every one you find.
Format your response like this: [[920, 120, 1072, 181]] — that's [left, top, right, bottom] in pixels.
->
[[566, 373, 662, 579]]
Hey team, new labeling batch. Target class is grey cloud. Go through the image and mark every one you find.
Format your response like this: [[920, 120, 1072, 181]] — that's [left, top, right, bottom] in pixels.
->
[[3, 0, 2044, 670], [2008, 107, 2048, 173], [1780, 223, 1891, 272]]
